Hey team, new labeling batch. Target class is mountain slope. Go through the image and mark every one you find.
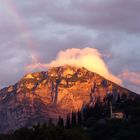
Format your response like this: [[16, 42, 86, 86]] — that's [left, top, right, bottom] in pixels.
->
[[0, 65, 138, 133]]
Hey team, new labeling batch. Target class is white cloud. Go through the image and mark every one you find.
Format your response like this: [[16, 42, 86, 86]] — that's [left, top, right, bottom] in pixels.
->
[[26, 47, 122, 85]]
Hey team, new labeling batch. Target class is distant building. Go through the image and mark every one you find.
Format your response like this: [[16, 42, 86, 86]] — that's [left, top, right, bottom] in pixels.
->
[[111, 112, 124, 119]]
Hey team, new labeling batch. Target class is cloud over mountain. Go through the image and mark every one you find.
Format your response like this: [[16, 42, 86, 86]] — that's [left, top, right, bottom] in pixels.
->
[[26, 47, 122, 85]]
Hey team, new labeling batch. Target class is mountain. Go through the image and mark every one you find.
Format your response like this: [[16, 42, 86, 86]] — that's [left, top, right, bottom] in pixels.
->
[[0, 65, 138, 133]]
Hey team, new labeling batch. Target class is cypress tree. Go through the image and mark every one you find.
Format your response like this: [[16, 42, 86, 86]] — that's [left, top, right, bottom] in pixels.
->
[[77, 110, 82, 126], [48, 118, 54, 127], [66, 114, 71, 128], [58, 116, 64, 128], [71, 112, 76, 127]]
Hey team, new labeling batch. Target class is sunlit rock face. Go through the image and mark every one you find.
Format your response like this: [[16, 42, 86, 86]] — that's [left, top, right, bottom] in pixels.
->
[[0, 65, 136, 133]]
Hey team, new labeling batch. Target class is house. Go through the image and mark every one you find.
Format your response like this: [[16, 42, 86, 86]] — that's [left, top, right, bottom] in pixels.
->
[[111, 112, 124, 119]]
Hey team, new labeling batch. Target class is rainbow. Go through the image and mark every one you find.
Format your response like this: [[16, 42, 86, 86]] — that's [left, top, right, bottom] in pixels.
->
[[4, 0, 37, 49]]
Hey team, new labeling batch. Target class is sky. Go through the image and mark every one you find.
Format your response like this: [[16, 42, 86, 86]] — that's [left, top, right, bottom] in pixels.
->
[[0, 0, 140, 93]]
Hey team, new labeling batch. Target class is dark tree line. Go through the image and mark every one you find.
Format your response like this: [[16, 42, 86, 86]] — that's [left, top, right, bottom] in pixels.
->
[[57, 102, 109, 129], [1, 97, 140, 140], [57, 111, 82, 129]]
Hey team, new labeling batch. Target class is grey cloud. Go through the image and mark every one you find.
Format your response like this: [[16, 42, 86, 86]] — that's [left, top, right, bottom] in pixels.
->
[[26, 0, 140, 33], [13, 0, 140, 33], [0, 0, 140, 93]]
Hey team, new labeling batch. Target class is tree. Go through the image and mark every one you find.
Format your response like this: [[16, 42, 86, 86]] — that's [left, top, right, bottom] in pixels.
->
[[77, 110, 82, 127], [66, 114, 71, 128], [58, 116, 64, 128], [71, 112, 77, 127], [48, 118, 54, 127]]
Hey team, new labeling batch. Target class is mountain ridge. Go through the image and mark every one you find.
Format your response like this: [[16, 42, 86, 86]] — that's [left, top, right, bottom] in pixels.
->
[[1, 65, 136, 94]]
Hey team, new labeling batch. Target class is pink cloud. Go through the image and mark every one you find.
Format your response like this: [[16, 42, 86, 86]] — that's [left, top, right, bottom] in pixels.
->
[[120, 70, 140, 85]]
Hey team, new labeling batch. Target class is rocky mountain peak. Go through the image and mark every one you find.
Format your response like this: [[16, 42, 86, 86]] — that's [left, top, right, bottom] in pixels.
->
[[0, 65, 137, 133], [47, 65, 89, 77]]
